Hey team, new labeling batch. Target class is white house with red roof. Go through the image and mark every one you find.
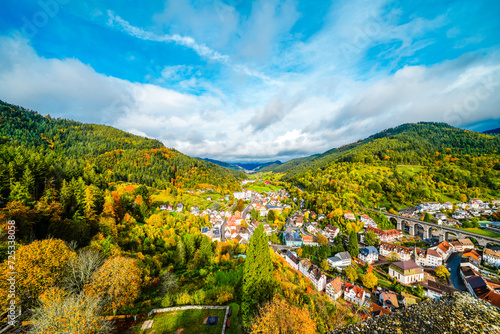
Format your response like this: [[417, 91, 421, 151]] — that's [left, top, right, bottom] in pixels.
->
[[343, 282, 368, 306]]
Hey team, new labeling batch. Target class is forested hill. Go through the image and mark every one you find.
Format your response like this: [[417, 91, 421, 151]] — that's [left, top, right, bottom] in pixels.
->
[[262, 122, 500, 178], [0, 100, 243, 193]]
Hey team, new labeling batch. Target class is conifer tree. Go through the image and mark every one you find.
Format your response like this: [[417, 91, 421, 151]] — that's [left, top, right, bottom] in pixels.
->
[[242, 224, 275, 326], [347, 230, 359, 258]]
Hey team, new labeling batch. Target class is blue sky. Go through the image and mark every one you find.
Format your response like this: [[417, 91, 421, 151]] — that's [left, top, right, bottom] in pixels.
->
[[0, 0, 499, 161]]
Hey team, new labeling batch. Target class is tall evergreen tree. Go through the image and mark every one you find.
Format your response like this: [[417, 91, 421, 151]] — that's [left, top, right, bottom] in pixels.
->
[[242, 224, 275, 326], [347, 230, 359, 258]]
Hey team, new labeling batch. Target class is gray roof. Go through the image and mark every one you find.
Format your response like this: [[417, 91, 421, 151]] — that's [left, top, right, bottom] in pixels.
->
[[335, 251, 351, 261], [360, 246, 378, 256]]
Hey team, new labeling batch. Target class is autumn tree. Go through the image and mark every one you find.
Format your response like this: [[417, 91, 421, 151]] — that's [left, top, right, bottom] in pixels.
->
[[317, 234, 328, 246], [0, 238, 75, 310], [242, 224, 275, 325], [251, 296, 316, 334], [84, 256, 142, 314], [321, 259, 330, 272], [362, 271, 378, 289], [267, 210, 276, 223], [30, 287, 112, 334], [199, 235, 214, 263], [435, 265, 450, 280], [345, 266, 358, 283]]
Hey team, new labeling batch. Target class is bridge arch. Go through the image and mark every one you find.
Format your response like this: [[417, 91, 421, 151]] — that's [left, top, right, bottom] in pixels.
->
[[445, 230, 459, 242], [485, 241, 500, 249], [389, 217, 399, 230], [427, 226, 440, 243], [414, 223, 426, 239]]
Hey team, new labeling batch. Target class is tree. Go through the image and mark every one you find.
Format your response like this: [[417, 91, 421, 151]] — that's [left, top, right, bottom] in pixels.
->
[[387, 252, 401, 262], [251, 296, 316, 334], [345, 266, 358, 282], [64, 249, 104, 294], [84, 256, 142, 314], [362, 272, 378, 289], [235, 199, 245, 213], [199, 236, 214, 263], [347, 230, 359, 258], [321, 259, 330, 272], [435, 265, 450, 280], [424, 212, 433, 223], [30, 287, 112, 334], [267, 210, 276, 223], [0, 239, 75, 310], [160, 271, 178, 296], [364, 230, 380, 246], [317, 234, 328, 246], [242, 224, 275, 325]]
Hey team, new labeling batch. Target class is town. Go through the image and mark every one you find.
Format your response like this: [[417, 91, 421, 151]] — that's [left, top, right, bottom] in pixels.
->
[[158, 180, 500, 318]]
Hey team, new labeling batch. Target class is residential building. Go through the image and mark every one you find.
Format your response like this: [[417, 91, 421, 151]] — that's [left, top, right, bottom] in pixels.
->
[[344, 212, 356, 221], [327, 251, 352, 270], [483, 248, 500, 268], [425, 249, 443, 267], [302, 235, 318, 246], [389, 260, 424, 285], [379, 291, 399, 311], [458, 238, 475, 250], [324, 225, 340, 240], [284, 251, 300, 271], [343, 282, 367, 306], [366, 226, 402, 242], [379, 242, 412, 261], [425, 280, 457, 299], [359, 246, 379, 264], [360, 215, 377, 228], [283, 231, 303, 247], [325, 277, 343, 301], [431, 240, 452, 261], [306, 265, 327, 291], [176, 203, 184, 212]]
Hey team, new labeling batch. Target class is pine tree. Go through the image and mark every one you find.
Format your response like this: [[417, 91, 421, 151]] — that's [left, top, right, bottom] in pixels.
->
[[199, 236, 213, 263], [242, 224, 275, 326], [347, 230, 359, 258]]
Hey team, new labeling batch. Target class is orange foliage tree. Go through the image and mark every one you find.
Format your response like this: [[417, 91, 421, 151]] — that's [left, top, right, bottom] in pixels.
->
[[251, 296, 316, 334], [0, 238, 75, 311], [84, 256, 142, 314]]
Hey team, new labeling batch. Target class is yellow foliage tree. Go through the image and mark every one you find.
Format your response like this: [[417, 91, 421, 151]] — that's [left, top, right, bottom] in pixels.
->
[[362, 272, 378, 289], [84, 256, 142, 314], [0, 238, 75, 311], [251, 296, 316, 334]]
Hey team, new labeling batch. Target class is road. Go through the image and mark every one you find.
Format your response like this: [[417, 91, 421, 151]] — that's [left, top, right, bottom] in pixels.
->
[[446, 252, 466, 291]]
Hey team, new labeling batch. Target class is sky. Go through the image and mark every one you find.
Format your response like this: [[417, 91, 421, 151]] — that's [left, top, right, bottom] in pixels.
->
[[0, 0, 499, 162]]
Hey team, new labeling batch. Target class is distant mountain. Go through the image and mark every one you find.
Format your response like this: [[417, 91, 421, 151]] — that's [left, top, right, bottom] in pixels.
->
[[232, 161, 282, 171], [484, 127, 500, 135], [200, 158, 244, 171]]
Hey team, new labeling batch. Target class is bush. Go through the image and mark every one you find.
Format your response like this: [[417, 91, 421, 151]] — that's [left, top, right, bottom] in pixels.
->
[[161, 294, 174, 308], [176, 292, 191, 305], [229, 303, 240, 317], [191, 289, 206, 305]]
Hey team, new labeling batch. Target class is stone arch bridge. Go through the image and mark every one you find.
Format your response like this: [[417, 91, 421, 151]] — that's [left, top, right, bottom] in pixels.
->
[[367, 209, 500, 248]]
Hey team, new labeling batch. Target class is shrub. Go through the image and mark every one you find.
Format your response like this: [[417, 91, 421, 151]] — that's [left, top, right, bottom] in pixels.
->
[[191, 289, 206, 305], [161, 294, 174, 308], [229, 303, 240, 317], [176, 292, 191, 305]]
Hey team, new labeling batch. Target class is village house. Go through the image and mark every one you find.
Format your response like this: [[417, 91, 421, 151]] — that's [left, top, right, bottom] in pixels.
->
[[324, 225, 340, 240], [344, 212, 356, 221], [284, 251, 300, 271], [389, 260, 424, 285], [425, 248, 443, 267], [325, 277, 343, 301], [458, 238, 475, 250], [483, 248, 500, 268], [366, 226, 402, 242], [425, 280, 457, 300], [360, 214, 377, 228], [302, 235, 318, 246], [379, 242, 412, 261], [327, 251, 352, 270], [359, 246, 379, 264], [176, 203, 184, 212], [283, 231, 303, 247], [431, 240, 452, 261], [379, 291, 399, 311], [344, 282, 368, 306], [306, 265, 327, 291]]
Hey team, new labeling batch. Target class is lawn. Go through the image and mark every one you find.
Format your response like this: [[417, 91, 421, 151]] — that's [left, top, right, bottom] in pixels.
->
[[396, 165, 425, 177], [462, 228, 500, 239], [136, 309, 225, 334], [245, 183, 280, 192]]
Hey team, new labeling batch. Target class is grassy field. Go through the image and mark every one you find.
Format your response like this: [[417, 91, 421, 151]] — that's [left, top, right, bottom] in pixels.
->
[[136, 309, 225, 334], [462, 228, 500, 239], [151, 190, 225, 212], [245, 183, 280, 192], [396, 165, 425, 177]]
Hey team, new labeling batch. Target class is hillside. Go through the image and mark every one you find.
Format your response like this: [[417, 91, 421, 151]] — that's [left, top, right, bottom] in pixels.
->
[[262, 122, 500, 177], [271, 123, 500, 216], [200, 158, 244, 171], [0, 100, 244, 191], [484, 127, 500, 135]]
